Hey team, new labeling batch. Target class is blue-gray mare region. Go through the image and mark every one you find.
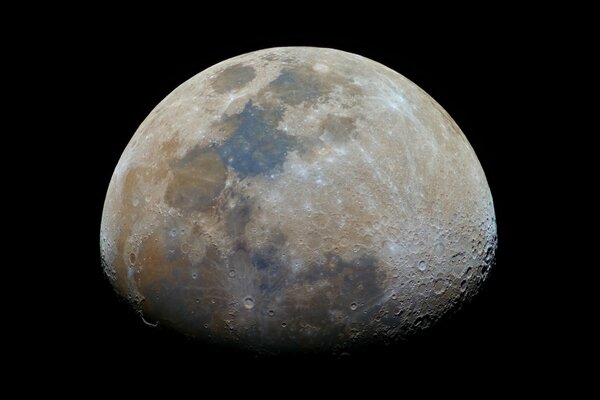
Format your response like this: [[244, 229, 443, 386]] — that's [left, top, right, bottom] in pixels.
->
[[166, 62, 361, 213], [216, 101, 296, 179], [208, 62, 361, 180]]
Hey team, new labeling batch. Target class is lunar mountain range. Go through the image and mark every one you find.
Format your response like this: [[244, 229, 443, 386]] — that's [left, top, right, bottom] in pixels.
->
[[100, 47, 497, 353]]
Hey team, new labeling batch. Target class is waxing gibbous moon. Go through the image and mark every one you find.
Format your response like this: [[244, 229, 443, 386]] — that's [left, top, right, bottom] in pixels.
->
[[100, 47, 497, 353]]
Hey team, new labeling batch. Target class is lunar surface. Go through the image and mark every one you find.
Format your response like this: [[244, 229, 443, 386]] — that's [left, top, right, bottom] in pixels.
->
[[100, 47, 497, 354]]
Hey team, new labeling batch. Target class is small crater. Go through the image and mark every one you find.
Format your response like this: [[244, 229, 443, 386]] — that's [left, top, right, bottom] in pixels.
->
[[418, 260, 427, 271], [243, 296, 255, 309], [180, 243, 190, 254], [350, 302, 358, 311], [482, 264, 489, 275], [466, 267, 473, 279], [434, 280, 446, 295], [129, 252, 136, 265], [268, 309, 275, 317], [281, 322, 287, 328]]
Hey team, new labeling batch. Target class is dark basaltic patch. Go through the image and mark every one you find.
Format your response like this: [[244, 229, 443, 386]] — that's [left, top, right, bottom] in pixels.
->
[[260, 63, 363, 108], [233, 248, 383, 318], [299, 253, 383, 308], [212, 63, 256, 93], [246, 247, 382, 306], [319, 114, 357, 142], [164, 148, 227, 212], [239, 251, 386, 351], [216, 101, 296, 179], [268, 68, 323, 106], [250, 232, 288, 294], [208, 63, 364, 180]]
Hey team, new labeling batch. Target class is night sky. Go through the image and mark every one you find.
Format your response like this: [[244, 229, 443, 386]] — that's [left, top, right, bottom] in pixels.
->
[[44, 18, 558, 386]]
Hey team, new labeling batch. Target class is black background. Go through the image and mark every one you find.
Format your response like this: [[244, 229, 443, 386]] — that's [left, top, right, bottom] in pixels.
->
[[52, 22, 556, 383]]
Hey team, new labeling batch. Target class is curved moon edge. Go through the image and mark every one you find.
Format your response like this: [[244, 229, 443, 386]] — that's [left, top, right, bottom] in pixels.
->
[[100, 47, 497, 354]]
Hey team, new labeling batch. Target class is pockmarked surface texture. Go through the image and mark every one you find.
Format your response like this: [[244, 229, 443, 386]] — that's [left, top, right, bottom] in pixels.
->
[[101, 47, 497, 353]]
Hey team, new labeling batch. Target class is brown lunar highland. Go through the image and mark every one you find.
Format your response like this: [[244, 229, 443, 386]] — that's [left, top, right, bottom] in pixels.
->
[[100, 47, 497, 353]]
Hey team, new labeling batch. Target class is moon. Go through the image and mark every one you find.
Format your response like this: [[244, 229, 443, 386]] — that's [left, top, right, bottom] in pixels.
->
[[100, 47, 497, 353]]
